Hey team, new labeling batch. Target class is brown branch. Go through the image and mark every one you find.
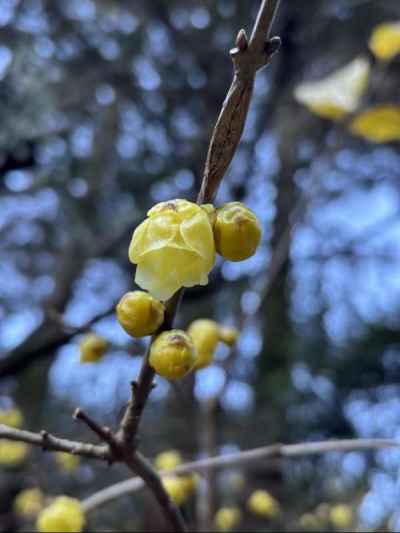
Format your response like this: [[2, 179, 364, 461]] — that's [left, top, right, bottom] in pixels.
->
[[82, 437, 400, 513]]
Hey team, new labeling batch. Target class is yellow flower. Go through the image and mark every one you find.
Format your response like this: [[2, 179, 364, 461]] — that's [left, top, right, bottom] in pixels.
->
[[188, 319, 220, 369], [116, 291, 165, 337], [294, 57, 370, 120], [0, 407, 23, 428], [79, 333, 108, 363], [330, 504, 353, 529], [219, 326, 239, 347], [162, 476, 190, 506], [299, 513, 321, 531], [214, 507, 242, 532], [180, 474, 199, 495], [55, 452, 80, 473], [247, 490, 280, 518], [36, 497, 86, 533], [155, 450, 183, 471], [349, 105, 400, 143], [214, 202, 262, 262], [14, 488, 44, 519], [369, 22, 400, 61], [129, 199, 216, 301], [0, 440, 29, 466], [149, 330, 196, 380]]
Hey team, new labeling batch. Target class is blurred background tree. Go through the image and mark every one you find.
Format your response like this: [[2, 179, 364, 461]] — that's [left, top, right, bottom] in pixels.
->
[[0, 0, 400, 531]]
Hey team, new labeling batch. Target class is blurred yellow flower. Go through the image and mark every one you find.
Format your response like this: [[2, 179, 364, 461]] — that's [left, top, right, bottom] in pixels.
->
[[155, 450, 183, 471], [162, 476, 190, 506], [0, 407, 23, 429], [129, 199, 216, 301], [294, 57, 370, 120], [79, 333, 108, 363], [214, 507, 242, 532], [369, 22, 400, 61], [116, 290, 165, 337], [330, 504, 353, 529], [247, 490, 280, 518], [0, 440, 29, 466], [349, 105, 400, 143], [14, 488, 44, 519], [37, 497, 86, 533], [149, 330, 196, 380], [219, 326, 240, 347], [55, 452, 80, 473], [188, 319, 220, 369]]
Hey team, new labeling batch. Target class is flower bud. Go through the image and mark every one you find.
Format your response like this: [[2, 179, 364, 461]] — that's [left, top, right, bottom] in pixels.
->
[[55, 452, 80, 473], [0, 407, 23, 429], [116, 291, 165, 337], [149, 330, 196, 380], [79, 334, 108, 363], [330, 504, 353, 529], [0, 441, 29, 466], [14, 488, 44, 519], [214, 507, 242, 532], [155, 450, 183, 471], [218, 326, 239, 347], [247, 490, 280, 518], [162, 476, 190, 506], [214, 202, 261, 262], [36, 497, 86, 533], [188, 319, 220, 369]]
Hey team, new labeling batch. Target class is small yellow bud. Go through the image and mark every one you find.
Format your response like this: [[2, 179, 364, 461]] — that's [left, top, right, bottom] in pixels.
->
[[180, 474, 199, 495], [55, 452, 80, 473], [218, 326, 239, 347], [0, 407, 24, 428], [299, 513, 321, 531], [162, 476, 190, 506], [79, 334, 108, 363], [214, 507, 242, 532], [129, 199, 216, 301], [214, 202, 262, 262], [330, 504, 353, 529], [116, 291, 165, 337], [36, 497, 85, 533], [188, 319, 220, 369], [14, 488, 44, 519], [247, 490, 280, 518], [0, 440, 29, 466], [155, 450, 183, 471], [149, 330, 196, 380], [369, 22, 400, 62]]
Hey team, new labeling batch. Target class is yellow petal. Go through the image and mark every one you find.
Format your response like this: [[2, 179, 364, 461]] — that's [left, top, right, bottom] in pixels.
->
[[180, 210, 215, 269], [369, 22, 400, 61], [349, 105, 400, 143]]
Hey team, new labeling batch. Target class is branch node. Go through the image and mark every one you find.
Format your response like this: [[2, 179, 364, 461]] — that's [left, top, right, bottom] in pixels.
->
[[235, 28, 248, 51], [265, 35, 281, 56]]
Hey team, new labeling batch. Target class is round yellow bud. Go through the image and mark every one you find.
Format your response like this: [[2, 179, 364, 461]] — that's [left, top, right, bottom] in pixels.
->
[[149, 330, 196, 380], [214, 507, 242, 532], [79, 334, 108, 363], [299, 513, 321, 531], [129, 199, 215, 301], [218, 326, 239, 347], [214, 202, 262, 262], [116, 291, 165, 337], [36, 497, 85, 533], [0, 407, 23, 428], [0, 440, 29, 466], [162, 476, 190, 506], [247, 490, 280, 518], [155, 450, 183, 471], [14, 488, 44, 518], [180, 474, 199, 495], [330, 504, 353, 529], [188, 319, 220, 369], [55, 452, 80, 473], [369, 22, 400, 62]]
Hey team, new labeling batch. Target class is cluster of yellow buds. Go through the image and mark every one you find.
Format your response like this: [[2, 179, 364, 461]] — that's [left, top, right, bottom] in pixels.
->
[[55, 452, 80, 473], [13, 488, 45, 519], [0, 406, 24, 428], [36, 496, 86, 533], [214, 507, 242, 532], [79, 333, 108, 363], [247, 490, 281, 519]]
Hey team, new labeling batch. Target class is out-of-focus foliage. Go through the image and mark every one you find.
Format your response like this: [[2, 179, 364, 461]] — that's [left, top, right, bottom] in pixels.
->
[[1, 0, 400, 532]]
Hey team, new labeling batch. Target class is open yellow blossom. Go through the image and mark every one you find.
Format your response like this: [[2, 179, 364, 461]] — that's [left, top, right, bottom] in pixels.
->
[[162, 476, 190, 506], [116, 291, 165, 337], [349, 105, 400, 143], [55, 452, 80, 473], [247, 490, 280, 518], [219, 326, 240, 347], [294, 57, 370, 120], [155, 450, 183, 471], [330, 504, 353, 529], [214, 507, 242, 532], [0, 407, 23, 428], [0, 440, 29, 466], [188, 319, 220, 369], [79, 333, 108, 363], [129, 199, 216, 301], [14, 488, 44, 519], [369, 22, 400, 61], [36, 497, 86, 533], [149, 330, 196, 380]]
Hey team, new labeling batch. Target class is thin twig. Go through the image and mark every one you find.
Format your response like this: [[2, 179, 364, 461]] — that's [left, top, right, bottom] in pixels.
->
[[82, 437, 400, 513]]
